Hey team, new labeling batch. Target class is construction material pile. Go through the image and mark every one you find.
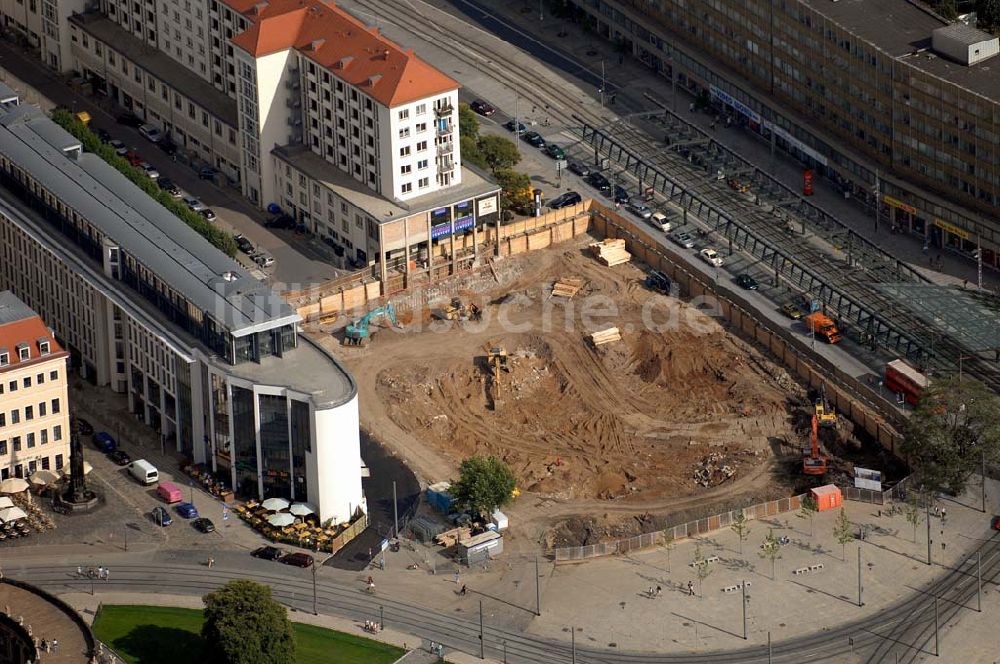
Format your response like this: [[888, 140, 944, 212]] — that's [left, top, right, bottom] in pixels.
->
[[589, 239, 631, 266], [691, 450, 764, 487], [589, 327, 622, 346], [551, 277, 585, 298]]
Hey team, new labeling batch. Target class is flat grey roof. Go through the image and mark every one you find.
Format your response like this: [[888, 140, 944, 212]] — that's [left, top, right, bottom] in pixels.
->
[[272, 144, 500, 225], [934, 23, 996, 46], [801, 0, 1000, 99], [0, 103, 296, 336], [0, 185, 356, 407], [69, 13, 238, 127], [0, 291, 36, 326]]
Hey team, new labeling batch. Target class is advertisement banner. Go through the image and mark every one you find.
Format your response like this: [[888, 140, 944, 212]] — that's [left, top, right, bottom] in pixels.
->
[[476, 196, 497, 217], [854, 467, 883, 492], [882, 195, 917, 215]]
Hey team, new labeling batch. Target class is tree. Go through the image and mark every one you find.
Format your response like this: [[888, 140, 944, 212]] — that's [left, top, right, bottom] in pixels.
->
[[660, 528, 676, 572], [730, 511, 751, 555], [450, 456, 517, 516], [461, 135, 487, 170], [978, 0, 1000, 33], [692, 544, 713, 597], [458, 102, 479, 141], [904, 494, 922, 543], [494, 168, 533, 213], [933, 0, 958, 19], [202, 580, 295, 664], [799, 494, 818, 537], [476, 134, 522, 174], [757, 531, 781, 580], [833, 508, 854, 561], [900, 376, 1000, 496]]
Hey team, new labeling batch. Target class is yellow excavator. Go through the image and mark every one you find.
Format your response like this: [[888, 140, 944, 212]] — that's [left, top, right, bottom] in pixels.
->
[[485, 347, 509, 410], [814, 384, 837, 429]]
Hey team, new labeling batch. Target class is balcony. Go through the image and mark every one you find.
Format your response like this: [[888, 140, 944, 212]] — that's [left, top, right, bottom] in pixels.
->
[[437, 157, 455, 172], [285, 97, 301, 109], [436, 123, 453, 137], [436, 142, 453, 156], [284, 78, 300, 90], [434, 103, 454, 117]]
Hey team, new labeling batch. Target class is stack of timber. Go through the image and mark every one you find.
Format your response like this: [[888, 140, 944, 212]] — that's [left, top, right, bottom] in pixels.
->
[[436, 526, 472, 547], [590, 327, 622, 346], [589, 239, 631, 266], [551, 277, 585, 299]]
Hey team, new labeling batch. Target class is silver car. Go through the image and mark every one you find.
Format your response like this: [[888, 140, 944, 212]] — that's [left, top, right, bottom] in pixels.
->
[[182, 195, 206, 212], [626, 201, 653, 219], [671, 231, 696, 249]]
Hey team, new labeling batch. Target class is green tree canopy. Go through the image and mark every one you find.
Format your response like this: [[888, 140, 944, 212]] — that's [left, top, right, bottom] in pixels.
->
[[461, 135, 487, 170], [458, 102, 480, 141], [476, 134, 522, 174], [451, 455, 517, 516], [900, 376, 1000, 495], [978, 0, 1000, 32], [494, 168, 532, 213], [202, 580, 295, 664]]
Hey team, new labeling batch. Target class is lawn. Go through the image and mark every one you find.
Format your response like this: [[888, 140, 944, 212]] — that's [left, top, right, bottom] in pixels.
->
[[92, 605, 405, 664]]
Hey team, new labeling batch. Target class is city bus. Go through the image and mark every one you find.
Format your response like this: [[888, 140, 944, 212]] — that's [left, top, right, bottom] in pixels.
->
[[884, 359, 929, 406]]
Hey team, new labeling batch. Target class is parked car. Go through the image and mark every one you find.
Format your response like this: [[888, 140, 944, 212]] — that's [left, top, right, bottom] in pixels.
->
[[108, 140, 128, 156], [280, 552, 314, 568], [548, 191, 582, 209], [611, 185, 629, 204], [193, 517, 216, 533], [255, 254, 275, 268], [138, 124, 162, 142], [700, 248, 724, 267], [251, 546, 284, 561], [586, 172, 611, 193], [95, 128, 112, 143], [504, 119, 526, 134], [234, 234, 254, 254], [543, 143, 566, 160], [735, 273, 758, 290], [567, 161, 591, 177], [780, 302, 804, 320], [671, 231, 696, 249], [182, 196, 206, 212], [198, 166, 219, 180], [75, 417, 94, 437], [158, 137, 177, 156], [157, 178, 181, 197], [139, 162, 159, 179], [626, 201, 653, 219], [992, 515, 1000, 530], [469, 100, 496, 116], [200, 208, 217, 222], [108, 450, 131, 466], [124, 151, 143, 167], [151, 506, 173, 527], [176, 502, 199, 519], [265, 214, 296, 229], [115, 112, 143, 128], [523, 131, 546, 148], [92, 432, 117, 453], [648, 211, 674, 232]]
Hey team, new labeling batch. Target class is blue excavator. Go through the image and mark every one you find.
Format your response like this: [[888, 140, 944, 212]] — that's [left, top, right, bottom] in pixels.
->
[[345, 304, 398, 345]]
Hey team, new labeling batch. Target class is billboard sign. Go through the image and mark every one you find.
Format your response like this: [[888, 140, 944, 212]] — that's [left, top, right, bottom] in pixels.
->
[[854, 467, 883, 492]]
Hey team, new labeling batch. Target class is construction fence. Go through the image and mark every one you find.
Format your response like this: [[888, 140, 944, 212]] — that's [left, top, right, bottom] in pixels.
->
[[554, 494, 806, 562]]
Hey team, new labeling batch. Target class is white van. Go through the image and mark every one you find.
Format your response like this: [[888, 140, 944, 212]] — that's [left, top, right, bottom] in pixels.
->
[[649, 212, 673, 232], [128, 459, 159, 485]]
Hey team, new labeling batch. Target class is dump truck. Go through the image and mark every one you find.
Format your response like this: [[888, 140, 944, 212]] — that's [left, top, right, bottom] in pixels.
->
[[804, 312, 842, 344]]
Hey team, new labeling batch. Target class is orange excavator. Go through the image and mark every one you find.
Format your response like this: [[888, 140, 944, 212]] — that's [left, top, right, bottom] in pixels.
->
[[802, 415, 828, 475]]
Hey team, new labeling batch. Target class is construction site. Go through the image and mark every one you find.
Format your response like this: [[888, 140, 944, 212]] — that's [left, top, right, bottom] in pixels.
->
[[310, 229, 904, 549]]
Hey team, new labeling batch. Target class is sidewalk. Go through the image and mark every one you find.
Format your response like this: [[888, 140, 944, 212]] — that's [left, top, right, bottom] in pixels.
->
[[62, 592, 499, 664]]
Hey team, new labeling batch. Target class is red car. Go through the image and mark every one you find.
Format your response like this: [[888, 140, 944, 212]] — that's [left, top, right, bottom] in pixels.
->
[[992, 515, 1000, 530], [280, 552, 314, 568], [470, 100, 496, 117], [125, 151, 143, 166]]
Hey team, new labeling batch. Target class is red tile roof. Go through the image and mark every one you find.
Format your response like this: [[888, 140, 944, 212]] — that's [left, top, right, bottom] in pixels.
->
[[0, 317, 66, 373], [226, 0, 459, 107]]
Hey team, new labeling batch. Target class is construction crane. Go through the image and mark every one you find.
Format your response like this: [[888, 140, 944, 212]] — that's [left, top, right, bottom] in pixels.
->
[[814, 384, 837, 428], [344, 304, 398, 345], [802, 415, 828, 475], [485, 347, 509, 410]]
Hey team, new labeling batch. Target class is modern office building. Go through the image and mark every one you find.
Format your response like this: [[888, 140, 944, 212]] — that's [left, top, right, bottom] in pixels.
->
[[0, 290, 71, 480], [0, 85, 365, 523], [52, 0, 500, 272], [567, 0, 1000, 268]]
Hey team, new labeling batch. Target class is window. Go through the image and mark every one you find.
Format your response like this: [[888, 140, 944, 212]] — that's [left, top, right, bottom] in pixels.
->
[[41, 456, 49, 470], [401, 182, 412, 194], [417, 159, 428, 170], [23, 376, 30, 388], [416, 141, 427, 152], [8, 381, 15, 392], [40, 429, 47, 445], [38, 340, 49, 354], [0, 440, 5, 455], [416, 103, 426, 115], [418, 177, 429, 188], [0, 352, 7, 366], [399, 146, 411, 157], [25, 406, 33, 421], [39, 402, 46, 417], [10, 411, 18, 425], [400, 164, 411, 175], [0, 413, 5, 427], [18, 346, 29, 361], [55, 454, 63, 470], [36, 373, 44, 384], [53, 425, 62, 442], [12, 436, 20, 452], [398, 109, 409, 120], [49, 370, 57, 381], [416, 122, 427, 133], [52, 398, 60, 414], [398, 127, 410, 139], [26, 433, 34, 448]]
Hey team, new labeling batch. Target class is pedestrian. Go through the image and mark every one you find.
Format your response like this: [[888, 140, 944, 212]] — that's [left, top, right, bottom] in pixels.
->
[[689, 102, 695, 112], [97, 566, 104, 579], [687, 581, 694, 596], [460, 584, 467, 596], [942, 542, 947, 551], [40, 639, 47, 652], [655, 585, 662, 597], [941, 507, 946, 520], [649, 586, 654, 598], [52, 639, 58, 652], [77, 566, 83, 577], [104, 568, 110, 581], [454, 571, 460, 585]]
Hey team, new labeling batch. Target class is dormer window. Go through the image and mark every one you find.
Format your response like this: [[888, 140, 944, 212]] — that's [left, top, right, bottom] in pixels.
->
[[16, 343, 29, 361], [37, 339, 50, 355], [0, 350, 7, 366]]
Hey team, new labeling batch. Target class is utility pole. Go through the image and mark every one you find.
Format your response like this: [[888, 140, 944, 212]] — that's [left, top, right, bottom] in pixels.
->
[[741, 580, 748, 639], [312, 562, 318, 615], [479, 600, 485, 659], [535, 555, 541, 616], [857, 546, 864, 607], [873, 168, 880, 232], [926, 495, 932, 566], [571, 626, 576, 664], [392, 481, 398, 538], [768, 631, 772, 664], [124, 522, 128, 552], [934, 594, 939, 657], [514, 89, 520, 152], [977, 552, 982, 613], [379, 605, 384, 630], [600, 60, 606, 108], [977, 234, 983, 290], [982, 450, 987, 514], [538, 0, 543, 21]]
